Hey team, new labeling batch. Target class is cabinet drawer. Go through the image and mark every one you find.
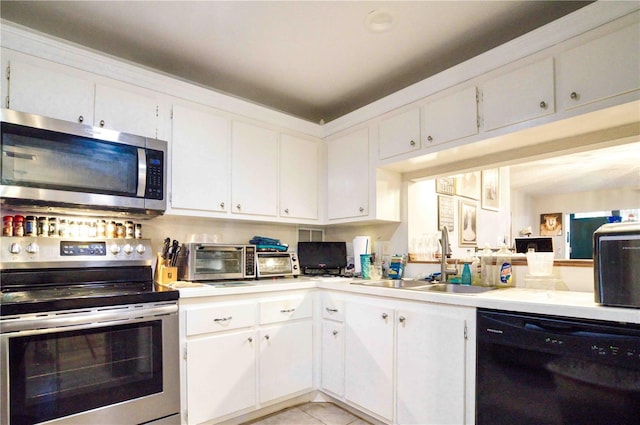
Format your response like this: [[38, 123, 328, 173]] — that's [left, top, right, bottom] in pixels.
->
[[321, 294, 345, 322], [259, 295, 313, 324], [186, 302, 256, 336]]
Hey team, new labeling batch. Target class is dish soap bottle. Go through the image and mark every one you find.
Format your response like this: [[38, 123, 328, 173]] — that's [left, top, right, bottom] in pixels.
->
[[461, 262, 472, 285], [496, 244, 513, 287], [481, 244, 493, 287]]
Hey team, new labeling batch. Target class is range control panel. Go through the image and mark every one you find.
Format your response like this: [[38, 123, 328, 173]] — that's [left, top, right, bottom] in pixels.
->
[[61, 241, 107, 256]]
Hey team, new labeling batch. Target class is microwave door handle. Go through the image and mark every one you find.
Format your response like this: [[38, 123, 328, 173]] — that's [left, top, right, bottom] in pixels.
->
[[137, 148, 147, 197]]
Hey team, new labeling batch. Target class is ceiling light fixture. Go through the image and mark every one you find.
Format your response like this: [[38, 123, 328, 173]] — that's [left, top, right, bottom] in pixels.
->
[[364, 9, 395, 33]]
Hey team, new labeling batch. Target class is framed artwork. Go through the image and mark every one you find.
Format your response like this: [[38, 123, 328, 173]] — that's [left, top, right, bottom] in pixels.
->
[[455, 171, 480, 200], [540, 212, 563, 236], [481, 168, 500, 211], [435, 177, 455, 196], [459, 200, 477, 246], [437, 195, 455, 232]]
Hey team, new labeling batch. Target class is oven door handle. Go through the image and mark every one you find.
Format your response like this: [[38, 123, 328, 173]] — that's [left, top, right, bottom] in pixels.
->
[[1, 302, 177, 334]]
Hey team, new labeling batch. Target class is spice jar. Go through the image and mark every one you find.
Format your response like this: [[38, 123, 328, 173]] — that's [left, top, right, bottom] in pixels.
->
[[3, 216, 13, 237], [134, 223, 142, 239], [25, 216, 37, 237], [125, 221, 134, 239], [115, 223, 125, 238], [107, 221, 116, 238], [69, 220, 79, 238], [13, 215, 24, 237], [97, 220, 106, 238], [37, 217, 49, 237], [48, 217, 58, 237], [58, 219, 68, 237]]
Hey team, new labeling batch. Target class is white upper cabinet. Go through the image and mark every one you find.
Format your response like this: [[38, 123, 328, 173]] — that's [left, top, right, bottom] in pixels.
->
[[557, 22, 640, 111], [8, 60, 94, 124], [279, 134, 319, 220], [94, 84, 159, 139], [327, 128, 369, 220], [171, 103, 230, 213], [231, 121, 278, 217], [482, 57, 555, 131], [422, 86, 479, 148], [378, 108, 421, 159]]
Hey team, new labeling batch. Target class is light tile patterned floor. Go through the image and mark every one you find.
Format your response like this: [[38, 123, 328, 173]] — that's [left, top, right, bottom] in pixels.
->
[[242, 402, 372, 425]]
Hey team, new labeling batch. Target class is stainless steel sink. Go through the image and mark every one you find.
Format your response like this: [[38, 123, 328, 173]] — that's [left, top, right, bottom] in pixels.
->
[[407, 283, 498, 294], [351, 279, 431, 289]]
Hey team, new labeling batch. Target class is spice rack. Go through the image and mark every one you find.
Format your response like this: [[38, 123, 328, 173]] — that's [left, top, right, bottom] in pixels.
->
[[3, 214, 143, 239]]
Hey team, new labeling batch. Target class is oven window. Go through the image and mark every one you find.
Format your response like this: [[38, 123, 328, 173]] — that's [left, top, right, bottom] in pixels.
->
[[9, 320, 163, 425], [196, 249, 242, 274]]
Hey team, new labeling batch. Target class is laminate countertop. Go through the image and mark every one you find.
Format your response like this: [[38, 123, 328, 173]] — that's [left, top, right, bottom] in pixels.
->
[[164, 277, 640, 324]]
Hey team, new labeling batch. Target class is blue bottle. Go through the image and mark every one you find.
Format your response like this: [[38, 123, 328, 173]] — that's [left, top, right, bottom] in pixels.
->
[[461, 263, 472, 285]]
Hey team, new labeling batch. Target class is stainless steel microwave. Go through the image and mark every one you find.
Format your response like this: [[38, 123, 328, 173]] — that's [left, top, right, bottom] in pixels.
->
[[177, 243, 257, 281], [0, 109, 167, 216]]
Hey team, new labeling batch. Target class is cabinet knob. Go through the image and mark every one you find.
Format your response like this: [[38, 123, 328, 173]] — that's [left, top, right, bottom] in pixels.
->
[[236, 204, 241, 210], [284, 208, 289, 214], [220, 202, 225, 209], [381, 313, 388, 320], [99, 119, 105, 127], [539, 101, 547, 109], [332, 330, 339, 336], [248, 337, 253, 343], [427, 135, 433, 142], [570, 91, 578, 100], [399, 316, 406, 323], [359, 207, 365, 213], [409, 140, 415, 147], [264, 335, 270, 340], [78, 115, 84, 123]]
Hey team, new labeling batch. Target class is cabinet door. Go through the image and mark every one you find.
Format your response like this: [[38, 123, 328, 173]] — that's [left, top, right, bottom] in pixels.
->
[[344, 301, 393, 421], [259, 320, 313, 404], [396, 304, 471, 425], [379, 108, 420, 159], [557, 22, 640, 110], [186, 330, 256, 424], [8, 60, 94, 124], [422, 86, 478, 148], [94, 84, 159, 138], [482, 57, 555, 131], [171, 103, 230, 212], [279, 134, 319, 220], [327, 128, 369, 220], [321, 321, 345, 397], [231, 121, 278, 217]]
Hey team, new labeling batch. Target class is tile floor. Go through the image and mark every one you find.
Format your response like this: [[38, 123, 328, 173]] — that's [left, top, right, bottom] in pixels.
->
[[242, 402, 372, 425]]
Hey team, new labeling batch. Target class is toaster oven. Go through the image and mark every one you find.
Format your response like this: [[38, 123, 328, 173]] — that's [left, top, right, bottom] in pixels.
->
[[256, 252, 300, 278], [594, 222, 640, 308], [177, 243, 256, 281]]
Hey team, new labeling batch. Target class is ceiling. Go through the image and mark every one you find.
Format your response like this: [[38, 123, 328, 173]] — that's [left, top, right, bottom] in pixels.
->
[[0, 1, 590, 123]]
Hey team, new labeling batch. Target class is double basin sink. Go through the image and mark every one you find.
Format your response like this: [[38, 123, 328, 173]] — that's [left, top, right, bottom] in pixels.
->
[[352, 279, 498, 294]]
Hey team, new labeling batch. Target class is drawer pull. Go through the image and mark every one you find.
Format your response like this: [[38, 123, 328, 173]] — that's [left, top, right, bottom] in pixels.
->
[[213, 316, 232, 322], [280, 308, 296, 313], [326, 307, 338, 313]]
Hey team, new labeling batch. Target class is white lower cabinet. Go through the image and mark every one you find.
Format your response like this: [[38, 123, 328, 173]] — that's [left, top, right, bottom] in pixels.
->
[[324, 292, 475, 425], [259, 320, 313, 403], [186, 330, 257, 424], [182, 292, 313, 424]]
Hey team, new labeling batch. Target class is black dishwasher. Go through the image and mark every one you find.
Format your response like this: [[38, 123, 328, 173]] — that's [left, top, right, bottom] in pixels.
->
[[476, 309, 640, 425]]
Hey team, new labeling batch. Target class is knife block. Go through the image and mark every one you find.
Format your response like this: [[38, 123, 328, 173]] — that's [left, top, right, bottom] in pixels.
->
[[155, 254, 178, 284]]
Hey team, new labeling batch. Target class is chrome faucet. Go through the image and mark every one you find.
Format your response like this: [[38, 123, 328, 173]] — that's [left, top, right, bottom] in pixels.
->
[[440, 226, 458, 283]]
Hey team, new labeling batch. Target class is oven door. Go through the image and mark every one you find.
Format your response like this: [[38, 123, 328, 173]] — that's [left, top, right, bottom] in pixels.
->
[[188, 245, 247, 281], [0, 302, 179, 425]]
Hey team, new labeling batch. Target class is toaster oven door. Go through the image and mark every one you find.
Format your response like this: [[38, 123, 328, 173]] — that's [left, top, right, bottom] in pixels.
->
[[190, 245, 247, 281]]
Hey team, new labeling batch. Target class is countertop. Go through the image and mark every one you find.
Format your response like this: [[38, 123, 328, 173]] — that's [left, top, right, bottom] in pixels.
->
[[163, 277, 640, 324]]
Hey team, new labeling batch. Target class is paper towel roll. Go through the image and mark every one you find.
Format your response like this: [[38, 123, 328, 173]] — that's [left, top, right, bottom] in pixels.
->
[[353, 236, 371, 274]]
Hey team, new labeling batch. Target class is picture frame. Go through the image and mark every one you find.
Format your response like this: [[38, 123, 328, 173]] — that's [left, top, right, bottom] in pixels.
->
[[540, 212, 563, 236], [481, 168, 500, 211], [435, 177, 455, 196], [437, 195, 455, 232], [459, 200, 477, 247], [455, 171, 480, 200]]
